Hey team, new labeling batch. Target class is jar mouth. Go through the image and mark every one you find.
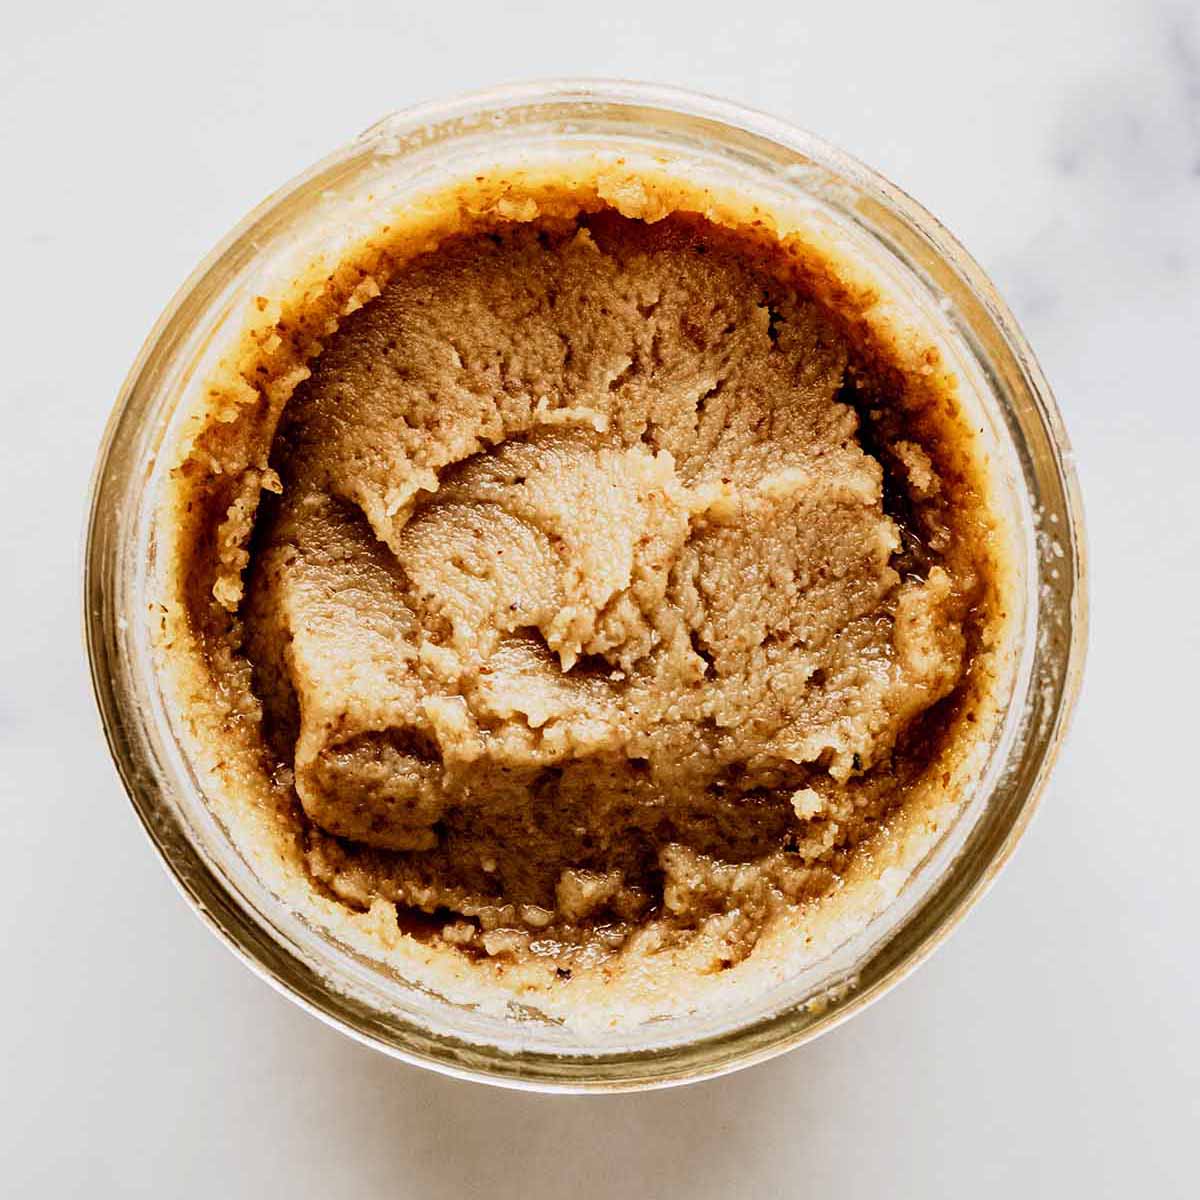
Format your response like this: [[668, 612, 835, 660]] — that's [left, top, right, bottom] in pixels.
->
[[84, 80, 1087, 1092]]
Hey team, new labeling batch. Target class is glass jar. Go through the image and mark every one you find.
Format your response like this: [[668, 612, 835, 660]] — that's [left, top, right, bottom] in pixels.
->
[[84, 80, 1087, 1091]]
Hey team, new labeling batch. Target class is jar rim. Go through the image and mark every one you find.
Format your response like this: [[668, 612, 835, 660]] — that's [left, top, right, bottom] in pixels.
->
[[84, 79, 1088, 1092]]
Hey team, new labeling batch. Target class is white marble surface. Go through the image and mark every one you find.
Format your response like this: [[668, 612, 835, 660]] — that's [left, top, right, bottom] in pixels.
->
[[2, 0, 1198, 1195]]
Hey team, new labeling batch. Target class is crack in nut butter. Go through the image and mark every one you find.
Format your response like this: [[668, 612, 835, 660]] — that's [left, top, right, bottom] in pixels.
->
[[160, 170, 1007, 1018]]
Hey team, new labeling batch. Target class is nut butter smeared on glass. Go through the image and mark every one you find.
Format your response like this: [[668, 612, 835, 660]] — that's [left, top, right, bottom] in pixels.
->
[[162, 170, 1004, 1021]]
